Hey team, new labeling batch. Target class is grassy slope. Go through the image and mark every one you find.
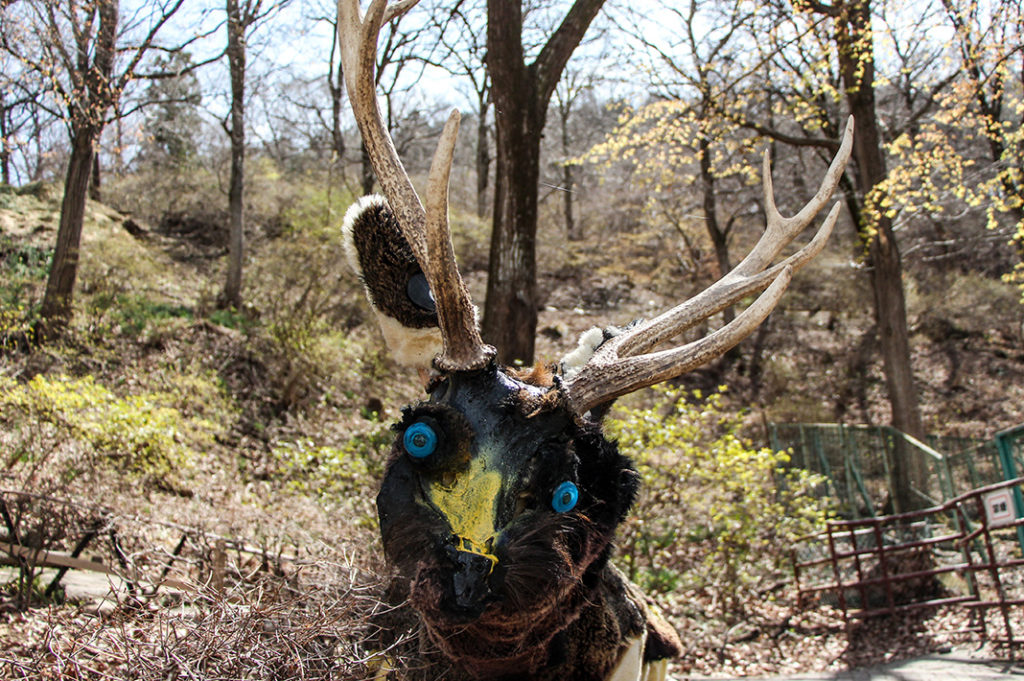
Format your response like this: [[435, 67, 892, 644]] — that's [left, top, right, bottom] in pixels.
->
[[1, 183, 1022, 677]]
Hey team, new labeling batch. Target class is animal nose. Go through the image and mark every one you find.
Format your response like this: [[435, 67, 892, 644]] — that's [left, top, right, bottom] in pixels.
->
[[445, 537, 498, 615], [451, 548, 494, 612]]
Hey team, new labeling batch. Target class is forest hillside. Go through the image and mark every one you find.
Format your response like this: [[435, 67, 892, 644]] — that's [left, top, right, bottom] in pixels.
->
[[2, 0, 1024, 676], [1, 162, 1022, 676]]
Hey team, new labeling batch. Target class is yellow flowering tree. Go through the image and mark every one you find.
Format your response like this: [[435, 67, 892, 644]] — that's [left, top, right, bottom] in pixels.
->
[[586, 0, 763, 328]]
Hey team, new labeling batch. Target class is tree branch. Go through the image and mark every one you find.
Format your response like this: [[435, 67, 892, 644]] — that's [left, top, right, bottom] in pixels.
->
[[134, 50, 225, 80], [534, 0, 605, 103], [728, 114, 840, 150]]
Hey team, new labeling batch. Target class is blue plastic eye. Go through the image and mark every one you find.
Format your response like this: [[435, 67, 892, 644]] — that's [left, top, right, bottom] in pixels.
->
[[404, 422, 438, 458], [551, 481, 579, 513]]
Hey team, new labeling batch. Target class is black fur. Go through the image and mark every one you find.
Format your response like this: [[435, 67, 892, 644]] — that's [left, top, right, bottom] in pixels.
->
[[349, 200, 438, 329], [374, 364, 659, 678]]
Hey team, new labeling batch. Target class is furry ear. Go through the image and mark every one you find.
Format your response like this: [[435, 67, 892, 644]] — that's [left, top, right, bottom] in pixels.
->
[[559, 321, 643, 380], [559, 327, 606, 381], [342, 195, 442, 366], [559, 322, 643, 420]]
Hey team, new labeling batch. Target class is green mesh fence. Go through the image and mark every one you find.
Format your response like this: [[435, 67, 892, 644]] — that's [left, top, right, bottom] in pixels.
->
[[767, 423, 1002, 518], [995, 425, 1024, 552]]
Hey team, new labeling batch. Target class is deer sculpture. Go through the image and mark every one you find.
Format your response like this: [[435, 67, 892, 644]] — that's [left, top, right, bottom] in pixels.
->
[[337, 1, 853, 679]]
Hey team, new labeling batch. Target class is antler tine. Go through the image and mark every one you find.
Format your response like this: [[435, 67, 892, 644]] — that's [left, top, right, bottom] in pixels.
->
[[562, 117, 854, 415], [338, 0, 426, 261], [426, 110, 496, 371], [613, 116, 853, 360], [736, 115, 854, 277], [565, 266, 795, 414], [338, 0, 493, 371], [615, 200, 842, 361], [382, 0, 418, 23]]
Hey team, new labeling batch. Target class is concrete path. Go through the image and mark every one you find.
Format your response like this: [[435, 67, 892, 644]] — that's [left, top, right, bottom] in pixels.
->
[[688, 652, 1024, 680]]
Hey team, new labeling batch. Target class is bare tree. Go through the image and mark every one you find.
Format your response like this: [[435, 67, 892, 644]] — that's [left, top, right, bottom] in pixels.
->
[[0, 37, 44, 186], [738, 0, 935, 510], [483, 0, 607, 364], [807, 0, 927, 511], [616, 0, 760, 309], [358, 7, 426, 195], [941, 0, 1024, 234], [550, 67, 596, 242], [0, 69, 44, 186], [423, 0, 491, 217], [0, 0, 208, 337], [271, 0, 348, 174], [219, 0, 290, 310], [324, 6, 346, 163], [136, 52, 204, 171]]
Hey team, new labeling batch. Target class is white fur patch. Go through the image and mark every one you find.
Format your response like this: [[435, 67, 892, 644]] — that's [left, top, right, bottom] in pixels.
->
[[641, 659, 669, 681], [608, 633, 645, 681], [374, 311, 443, 367], [560, 327, 605, 380], [606, 632, 672, 681], [340, 194, 388, 277]]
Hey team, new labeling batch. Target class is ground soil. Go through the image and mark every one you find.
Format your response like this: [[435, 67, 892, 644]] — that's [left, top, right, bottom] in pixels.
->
[[1, 188, 1022, 678]]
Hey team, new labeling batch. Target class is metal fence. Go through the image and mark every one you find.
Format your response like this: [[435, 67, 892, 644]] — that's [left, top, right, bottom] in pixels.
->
[[0, 488, 310, 605], [768, 423, 1004, 517], [996, 425, 1024, 552], [791, 477, 1024, 648]]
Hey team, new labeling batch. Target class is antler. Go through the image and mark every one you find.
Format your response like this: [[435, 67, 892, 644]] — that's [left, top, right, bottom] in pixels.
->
[[562, 116, 855, 415], [337, 0, 495, 372]]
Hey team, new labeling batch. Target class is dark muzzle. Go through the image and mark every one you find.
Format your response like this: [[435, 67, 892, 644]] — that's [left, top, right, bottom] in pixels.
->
[[446, 544, 495, 616]]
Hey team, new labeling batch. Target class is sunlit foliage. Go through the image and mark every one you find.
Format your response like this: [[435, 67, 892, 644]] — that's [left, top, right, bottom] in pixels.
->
[[607, 387, 831, 616], [0, 372, 228, 484]]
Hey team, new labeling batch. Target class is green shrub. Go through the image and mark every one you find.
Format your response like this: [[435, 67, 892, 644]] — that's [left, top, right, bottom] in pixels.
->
[[0, 374, 214, 483], [0, 237, 51, 347], [1, 239, 52, 279], [207, 306, 253, 332], [606, 387, 831, 616], [88, 292, 193, 336], [279, 181, 356, 238], [271, 423, 392, 528], [247, 228, 365, 410]]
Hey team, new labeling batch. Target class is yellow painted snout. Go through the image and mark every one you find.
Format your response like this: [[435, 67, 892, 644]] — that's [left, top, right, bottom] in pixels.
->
[[456, 536, 498, 574], [427, 455, 501, 569]]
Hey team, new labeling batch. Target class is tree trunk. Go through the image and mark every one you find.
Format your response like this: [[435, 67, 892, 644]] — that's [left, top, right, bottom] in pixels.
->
[[476, 103, 490, 219], [562, 108, 580, 241], [700, 140, 729, 277], [115, 109, 125, 175], [361, 142, 375, 195], [483, 0, 605, 364], [0, 106, 10, 186], [221, 0, 246, 310], [869, 214, 926, 511], [694, 127, 741, 365], [35, 0, 118, 339], [484, 89, 543, 364], [836, 0, 926, 511], [564, 162, 579, 241], [330, 55, 345, 162], [89, 153, 101, 202], [747, 312, 772, 401], [39, 131, 97, 336]]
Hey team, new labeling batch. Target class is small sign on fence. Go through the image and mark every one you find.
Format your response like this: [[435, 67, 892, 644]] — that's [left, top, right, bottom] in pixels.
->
[[983, 488, 1017, 528]]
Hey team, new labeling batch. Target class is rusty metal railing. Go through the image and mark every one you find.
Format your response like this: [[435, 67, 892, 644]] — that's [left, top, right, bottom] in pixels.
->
[[791, 477, 1024, 647]]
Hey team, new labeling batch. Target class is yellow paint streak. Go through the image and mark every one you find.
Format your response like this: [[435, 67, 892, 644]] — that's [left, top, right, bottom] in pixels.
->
[[428, 455, 501, 559]]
